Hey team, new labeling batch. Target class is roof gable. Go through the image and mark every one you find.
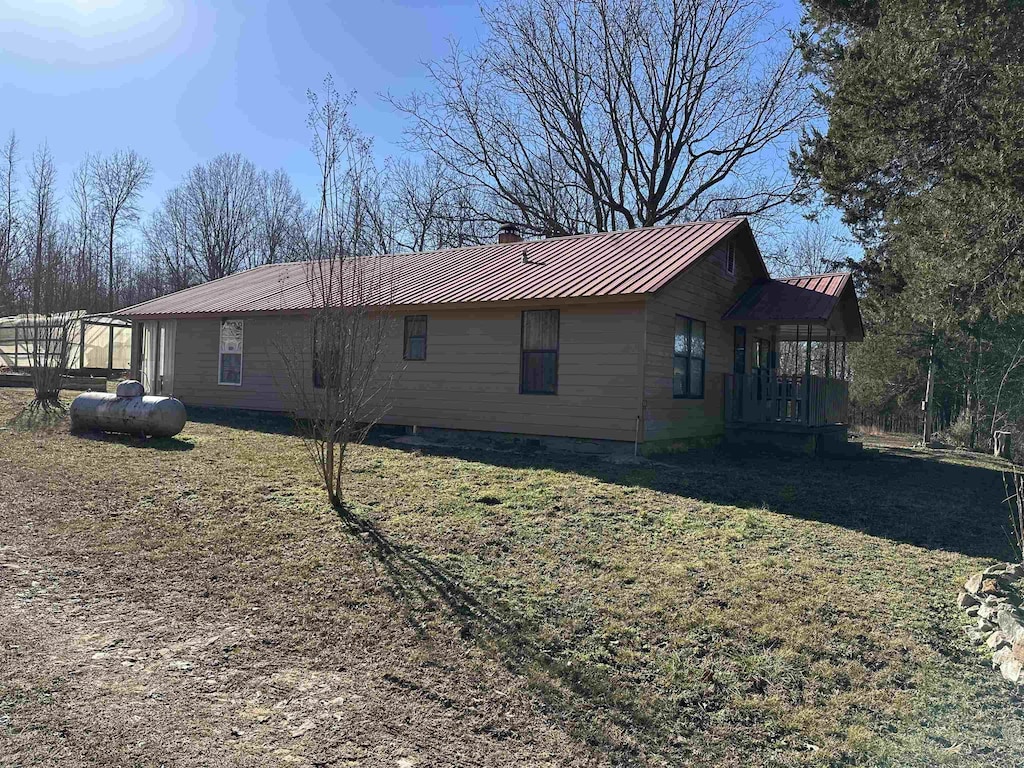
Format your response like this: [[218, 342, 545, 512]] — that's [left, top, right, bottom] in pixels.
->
[[113, 218, 755, 318]]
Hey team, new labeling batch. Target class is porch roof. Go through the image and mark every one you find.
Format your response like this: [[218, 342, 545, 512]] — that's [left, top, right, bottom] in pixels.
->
[[722, 273, 864, 342]]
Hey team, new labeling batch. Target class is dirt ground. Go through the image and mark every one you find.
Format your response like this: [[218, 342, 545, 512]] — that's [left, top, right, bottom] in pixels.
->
[[2, 388, 1024, 767]]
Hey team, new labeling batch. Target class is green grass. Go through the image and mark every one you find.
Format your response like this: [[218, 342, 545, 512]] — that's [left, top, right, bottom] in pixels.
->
[[2, 388, 1023, 766]]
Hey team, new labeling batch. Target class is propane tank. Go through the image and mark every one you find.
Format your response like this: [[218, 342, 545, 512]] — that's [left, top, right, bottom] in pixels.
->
[[70, 380, 187, 438]]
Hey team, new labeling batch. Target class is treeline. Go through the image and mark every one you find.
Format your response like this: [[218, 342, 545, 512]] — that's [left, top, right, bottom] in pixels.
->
[[0, 117, 499, 319]]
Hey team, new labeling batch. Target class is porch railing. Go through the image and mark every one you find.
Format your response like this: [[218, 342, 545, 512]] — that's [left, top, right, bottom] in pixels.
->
[[724, 372, 849, 427]]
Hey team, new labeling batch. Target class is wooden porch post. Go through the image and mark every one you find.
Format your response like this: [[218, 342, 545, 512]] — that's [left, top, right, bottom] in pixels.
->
[[803, 324, 812, 425], [825, 328, 831, 379]]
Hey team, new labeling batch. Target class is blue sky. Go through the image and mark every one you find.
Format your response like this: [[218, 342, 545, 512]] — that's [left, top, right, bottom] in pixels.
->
[[0, 0, 806, 216]]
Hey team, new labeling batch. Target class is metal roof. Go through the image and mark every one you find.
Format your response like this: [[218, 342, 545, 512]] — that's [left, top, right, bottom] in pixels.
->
[[112, 217, 757, 318], [722, 272, 864, 340]]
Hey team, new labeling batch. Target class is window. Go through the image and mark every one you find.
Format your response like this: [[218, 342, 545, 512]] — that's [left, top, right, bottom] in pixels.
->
[[403, 315, 427, 361], [673, 316, 705, 398], [521, 309, 559, 394], [218, 319, 243, 385], [726, 242, 736, 275]]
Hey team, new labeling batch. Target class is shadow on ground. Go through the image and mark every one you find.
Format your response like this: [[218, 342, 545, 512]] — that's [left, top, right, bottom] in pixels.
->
[[69, 429, 196, 452], [376, 435, 1015, 562], [183, 405, 1015, 561], [337, 505, 671, 762]]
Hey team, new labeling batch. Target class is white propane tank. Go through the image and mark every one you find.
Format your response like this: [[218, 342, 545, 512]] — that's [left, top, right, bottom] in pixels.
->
[[70, 380, 187, 438]]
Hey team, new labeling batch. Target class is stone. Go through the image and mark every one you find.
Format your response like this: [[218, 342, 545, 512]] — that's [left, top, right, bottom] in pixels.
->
[[987, 631, 1010, 650], [978, 617, 997, 632], [993, 646, 1014, 668], [966, 604, 981, 617], [978, 603, 1000, 621], [998, 610, 1024, 644], [1012, 641, 1024, 663], [1001, 658, 1023, 685], [965, 573, 985, 594], [958, 591, 981, 608], [967, 628, 989, 644], [981, 578, 1003, 596], [985, 563, 1010, 577]]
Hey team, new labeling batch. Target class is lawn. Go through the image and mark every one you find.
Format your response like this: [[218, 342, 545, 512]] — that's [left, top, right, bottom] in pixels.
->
[[1, 386, 1023, 767]]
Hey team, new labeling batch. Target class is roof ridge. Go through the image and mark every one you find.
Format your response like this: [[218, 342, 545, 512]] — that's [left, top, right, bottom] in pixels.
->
[[779, 271, 852, 280]]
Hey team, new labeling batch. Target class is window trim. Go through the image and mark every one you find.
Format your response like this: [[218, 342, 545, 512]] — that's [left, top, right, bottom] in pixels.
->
[[520, 309, 559, 395], [218, 318, 243, 386], [726, 242, 736, 275], [673, 315, 706, 400], [403, 314, 428, 361]]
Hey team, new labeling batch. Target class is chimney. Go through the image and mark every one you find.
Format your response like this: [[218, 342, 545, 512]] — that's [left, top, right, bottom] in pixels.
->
[[497, 222, 522, 244]]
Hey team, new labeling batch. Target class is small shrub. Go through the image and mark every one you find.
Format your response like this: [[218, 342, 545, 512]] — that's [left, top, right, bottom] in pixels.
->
[[939, 411, 974, 449]]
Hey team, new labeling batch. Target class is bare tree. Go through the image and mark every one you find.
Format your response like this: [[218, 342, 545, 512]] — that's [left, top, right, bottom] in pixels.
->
[[768, 218, 852, 276], [392, 0, 813, 236], [255, 168, 304, 267], [279, 77, 395, 510], [91, 149, 152, 311], [67, 156, 105, 311], [0, 132, 22, 314], [177, 153, 262, 281], [24, 144, 75, 406], [144, 187, 194, 292], [386, 156, 490, 251]]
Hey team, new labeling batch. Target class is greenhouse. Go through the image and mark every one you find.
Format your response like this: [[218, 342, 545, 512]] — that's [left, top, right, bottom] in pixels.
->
[[0, 311, 132, 373]]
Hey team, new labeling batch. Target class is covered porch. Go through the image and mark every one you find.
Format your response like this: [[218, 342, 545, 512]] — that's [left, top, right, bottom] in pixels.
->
[[720, 273, 865, 453]]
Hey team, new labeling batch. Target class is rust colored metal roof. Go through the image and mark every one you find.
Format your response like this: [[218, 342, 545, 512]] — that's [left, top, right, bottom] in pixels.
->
[[722, 272, 864, 340], [112, 218, 757, 318]]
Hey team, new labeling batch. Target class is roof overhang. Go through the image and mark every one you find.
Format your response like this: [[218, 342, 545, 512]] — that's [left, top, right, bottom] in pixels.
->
[[722, 273, 865, 342]]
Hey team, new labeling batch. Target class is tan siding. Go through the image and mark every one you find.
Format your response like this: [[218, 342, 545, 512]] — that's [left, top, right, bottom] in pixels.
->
[[171, 302, 646, 442], [642, 239, 761, 443]]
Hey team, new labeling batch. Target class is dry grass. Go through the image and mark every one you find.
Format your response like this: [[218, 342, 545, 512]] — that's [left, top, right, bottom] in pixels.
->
[[2, 387, 1023, 767]]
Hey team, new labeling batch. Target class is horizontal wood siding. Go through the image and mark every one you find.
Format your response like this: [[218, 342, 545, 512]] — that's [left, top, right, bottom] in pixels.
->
[[643, 240, 761, 442], [171, 302, 645, 442]]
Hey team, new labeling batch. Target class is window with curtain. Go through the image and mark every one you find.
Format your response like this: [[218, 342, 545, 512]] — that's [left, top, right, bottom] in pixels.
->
[[521, 309, 559, 394], [403, 315, 427, 361], [218, 319, 243, 385], [673, 316, 705, 398]]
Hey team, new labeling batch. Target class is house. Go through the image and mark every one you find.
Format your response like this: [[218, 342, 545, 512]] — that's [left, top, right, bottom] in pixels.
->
[[111, 218, 864, 453]]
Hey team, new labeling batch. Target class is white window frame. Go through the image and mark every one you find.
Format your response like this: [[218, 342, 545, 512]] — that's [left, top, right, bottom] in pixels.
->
[[218, 319, 243, 386]]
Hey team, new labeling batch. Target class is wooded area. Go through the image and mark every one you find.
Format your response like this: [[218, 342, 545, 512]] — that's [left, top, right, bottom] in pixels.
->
[[1, 0, 1020, 447]]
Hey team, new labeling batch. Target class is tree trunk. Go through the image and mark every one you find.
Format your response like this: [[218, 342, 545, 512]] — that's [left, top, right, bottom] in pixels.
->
[[923, 327, 937, 445]]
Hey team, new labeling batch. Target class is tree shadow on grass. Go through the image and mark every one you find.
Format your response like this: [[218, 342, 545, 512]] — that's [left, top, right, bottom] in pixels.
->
[[377, 436, 1017, 562], [336, 504, 673, 764]]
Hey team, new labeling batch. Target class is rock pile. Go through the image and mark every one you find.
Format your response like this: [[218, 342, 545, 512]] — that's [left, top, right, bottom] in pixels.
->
[[960, 562, 1024, 685]]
